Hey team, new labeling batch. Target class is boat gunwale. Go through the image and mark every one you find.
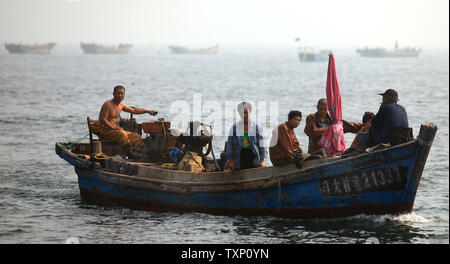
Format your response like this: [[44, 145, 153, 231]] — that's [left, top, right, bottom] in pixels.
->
[[56, 122, 437, 193], [57, 139, 417, 169], [56, 138, 417, 172], [65, 139, 419, 193]]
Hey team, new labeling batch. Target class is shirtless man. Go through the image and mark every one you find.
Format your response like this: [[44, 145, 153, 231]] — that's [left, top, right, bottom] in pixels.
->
[[91, 85, 157, 158]]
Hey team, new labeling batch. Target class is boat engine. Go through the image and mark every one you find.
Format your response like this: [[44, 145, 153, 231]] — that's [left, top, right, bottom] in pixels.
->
[[141, 118, 177, 163], [118, 117, 141, 135], [176, 121, 212, 157], [141, 120, 216, 169]]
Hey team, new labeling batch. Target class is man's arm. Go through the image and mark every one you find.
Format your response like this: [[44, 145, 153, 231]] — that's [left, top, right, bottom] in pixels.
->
[[256, 124, 266, 167], [278, 125, 295, 153], [342, 119, 363, 134], [225, 125, 237, 170], [122, 104, 157, 116]]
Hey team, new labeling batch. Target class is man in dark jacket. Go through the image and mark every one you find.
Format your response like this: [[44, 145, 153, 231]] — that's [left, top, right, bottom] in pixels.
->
[[370, 89, 408, 145]]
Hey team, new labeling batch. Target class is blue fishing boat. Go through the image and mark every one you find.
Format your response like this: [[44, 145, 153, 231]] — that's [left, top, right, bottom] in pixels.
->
[[55, 124, 436, 219]]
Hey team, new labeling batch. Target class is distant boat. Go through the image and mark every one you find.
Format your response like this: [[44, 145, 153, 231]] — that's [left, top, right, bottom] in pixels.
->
[[80, 43, 132, 54], [4, 42, 56, 54], [295, 38, 328, 62], [169, 45, 218, 54], [356, 42, 421, 57], [298, 49, 328, 62]]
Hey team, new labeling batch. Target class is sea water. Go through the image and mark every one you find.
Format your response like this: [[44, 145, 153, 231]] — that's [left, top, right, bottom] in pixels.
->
[[0, 45, 448, 243]]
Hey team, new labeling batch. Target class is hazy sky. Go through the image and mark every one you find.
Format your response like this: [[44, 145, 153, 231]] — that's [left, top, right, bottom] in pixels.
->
[[0, 0, 448, 49]]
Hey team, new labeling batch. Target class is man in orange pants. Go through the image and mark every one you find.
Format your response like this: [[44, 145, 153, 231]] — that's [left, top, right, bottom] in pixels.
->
[[91, 85, 157, 158]]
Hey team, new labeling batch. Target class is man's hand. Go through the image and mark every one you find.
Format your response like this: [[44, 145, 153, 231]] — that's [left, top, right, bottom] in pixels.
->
[[225, 160, 235, 171], [149, 110, 158, 116], [258, 160, 264, 167]]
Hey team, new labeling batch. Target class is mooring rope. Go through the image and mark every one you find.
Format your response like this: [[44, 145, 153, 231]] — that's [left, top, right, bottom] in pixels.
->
[[66, 133, 90, 149]]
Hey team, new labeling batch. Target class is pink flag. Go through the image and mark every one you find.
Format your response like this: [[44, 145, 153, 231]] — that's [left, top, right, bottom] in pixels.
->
[[319, 53, 345, 155]]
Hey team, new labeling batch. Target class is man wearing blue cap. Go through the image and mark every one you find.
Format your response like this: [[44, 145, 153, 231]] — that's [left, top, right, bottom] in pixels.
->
[[370, 89, 409, 145]]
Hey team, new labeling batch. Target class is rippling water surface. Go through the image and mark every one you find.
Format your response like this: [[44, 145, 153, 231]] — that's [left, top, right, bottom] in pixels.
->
[[0, 45, 448, 244]]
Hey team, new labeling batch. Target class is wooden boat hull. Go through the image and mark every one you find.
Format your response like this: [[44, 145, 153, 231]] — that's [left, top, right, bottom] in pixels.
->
[[75, 168, 415, 219], [168, 45, 218, 54], [56, 124, 436, 219], [5, 43, 56, 54], [356, 48, 421, 57], [80, 43, 132, 54]]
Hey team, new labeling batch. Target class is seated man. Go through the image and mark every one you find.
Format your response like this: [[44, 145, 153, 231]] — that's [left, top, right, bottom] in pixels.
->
[[370, 89, 408, 145], [270, 110, 303, 167], [90, 85, 157, 158], [350, 111, 375, 147], [225, 102, 266, 170], [342, 112, 375, 158], [304, 98, 363, 154]]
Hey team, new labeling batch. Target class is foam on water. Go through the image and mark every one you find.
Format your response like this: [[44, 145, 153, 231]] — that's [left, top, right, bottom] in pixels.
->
[[350, 212, 436, 226], [392, 212, 435, 224]]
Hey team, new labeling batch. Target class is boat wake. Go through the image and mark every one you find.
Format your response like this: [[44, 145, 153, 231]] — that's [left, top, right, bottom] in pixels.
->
[[350, 212, 438, 227]]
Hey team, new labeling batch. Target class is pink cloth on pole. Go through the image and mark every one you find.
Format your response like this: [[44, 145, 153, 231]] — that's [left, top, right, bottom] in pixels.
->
[[319, 53, 346, 155], [319, 123, 345, 154]]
